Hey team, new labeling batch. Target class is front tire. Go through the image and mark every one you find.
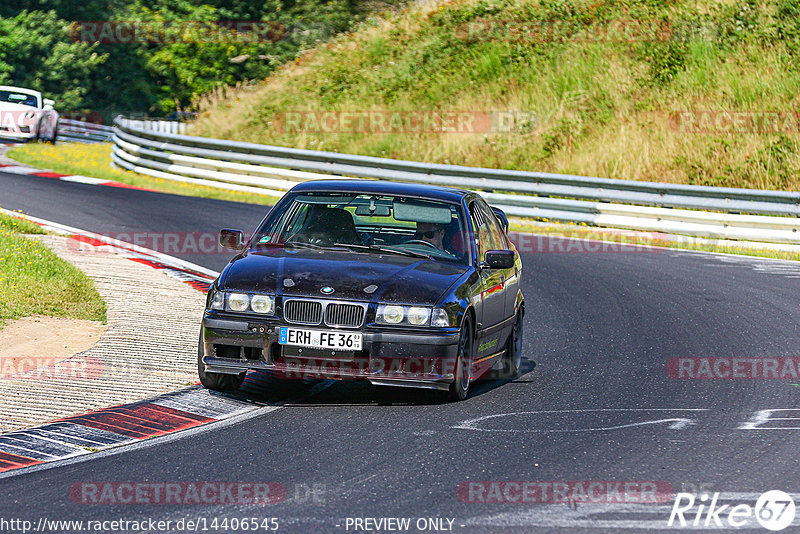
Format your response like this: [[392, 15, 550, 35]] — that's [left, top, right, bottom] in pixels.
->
[[448, 316, 474, 402], [197, 333, 245, 391]]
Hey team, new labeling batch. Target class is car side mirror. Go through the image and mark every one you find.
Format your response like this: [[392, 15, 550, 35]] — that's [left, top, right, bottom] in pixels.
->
[[42, 98, 55, 110], [491, 207, 509, 233], [220, 229, 245, 250], [483, 250, 515, 269]]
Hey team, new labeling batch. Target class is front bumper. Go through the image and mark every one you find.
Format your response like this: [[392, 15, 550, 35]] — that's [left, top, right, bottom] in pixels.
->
[[201, 314, 461, 391], [0, 130, 36, 141]]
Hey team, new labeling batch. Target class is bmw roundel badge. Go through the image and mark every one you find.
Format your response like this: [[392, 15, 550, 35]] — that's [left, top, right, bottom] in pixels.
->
[[321, 286, 335, 295]]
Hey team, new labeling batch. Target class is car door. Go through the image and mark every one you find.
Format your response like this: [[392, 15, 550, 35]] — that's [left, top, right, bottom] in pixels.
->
[[485, 205, 520, 322], [468, 200, 506, 360]]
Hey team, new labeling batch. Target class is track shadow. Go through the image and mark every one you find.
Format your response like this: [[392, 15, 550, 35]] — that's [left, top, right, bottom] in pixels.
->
[[214, 359, 538, 406]]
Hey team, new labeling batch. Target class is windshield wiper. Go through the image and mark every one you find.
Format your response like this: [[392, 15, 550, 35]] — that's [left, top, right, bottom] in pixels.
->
[[333, 243, 434, 261], [284, 241, 326, 250], [252, 241, 325, 250], [283, 241, 363, 253]]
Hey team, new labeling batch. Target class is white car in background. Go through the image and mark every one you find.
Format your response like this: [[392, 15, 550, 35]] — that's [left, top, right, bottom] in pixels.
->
[[0, 86, 59, 143]]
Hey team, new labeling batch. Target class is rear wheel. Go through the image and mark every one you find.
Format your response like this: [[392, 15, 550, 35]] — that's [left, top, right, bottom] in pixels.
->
[[197, 332, 245, 391], [501, 311, 523, 378], [448, 316, 474, 402], [486, 310, 523, 380]]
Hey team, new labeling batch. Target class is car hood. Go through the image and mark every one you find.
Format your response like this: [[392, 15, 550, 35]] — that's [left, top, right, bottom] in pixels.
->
[[0, 103, 38, 112], [219, 248, 468, 305]]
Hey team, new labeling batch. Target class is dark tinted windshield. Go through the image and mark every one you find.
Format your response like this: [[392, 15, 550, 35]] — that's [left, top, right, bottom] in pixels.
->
[[252, 192, 471, 264], [0, 90, 38, 107]]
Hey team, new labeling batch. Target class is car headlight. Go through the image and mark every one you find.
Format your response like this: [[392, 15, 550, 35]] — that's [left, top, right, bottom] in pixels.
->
[[407, 307, 431, 325], [228, 293, 250, 312], [208, 290, 275, 314], [250, 295, 274, 314], [23, 111, 36, 119], [378, 304, 405, 324], [375, 304, 449, 327]]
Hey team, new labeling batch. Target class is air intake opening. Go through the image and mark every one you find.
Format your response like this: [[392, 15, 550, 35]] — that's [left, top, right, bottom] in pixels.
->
[[243, 347, 262, 361], [214, 344, 240, 359]]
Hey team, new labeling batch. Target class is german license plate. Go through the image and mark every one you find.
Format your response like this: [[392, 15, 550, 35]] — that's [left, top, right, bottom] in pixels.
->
[[278, 327, 362, 350]]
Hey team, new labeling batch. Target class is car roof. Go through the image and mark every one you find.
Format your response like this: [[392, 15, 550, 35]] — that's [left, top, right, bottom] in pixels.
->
[[289, 179, 474, 203], [0, 86, 41, 97]]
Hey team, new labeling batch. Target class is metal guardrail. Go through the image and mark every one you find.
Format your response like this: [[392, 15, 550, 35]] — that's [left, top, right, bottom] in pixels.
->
[[59, 118, 186, 143], [111, 116, 800, 244], [58, 119, 113, 143], [117, 119, 188, 135]]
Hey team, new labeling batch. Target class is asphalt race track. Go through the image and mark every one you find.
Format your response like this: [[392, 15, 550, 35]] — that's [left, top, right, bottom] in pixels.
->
[[1, 169, 799, 532]]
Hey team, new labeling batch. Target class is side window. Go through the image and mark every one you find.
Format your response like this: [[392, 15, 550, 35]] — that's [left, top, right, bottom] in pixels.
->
[[281, 203, 311, 241], [476, 201, 506, 250], [469, 202, 489, 261]]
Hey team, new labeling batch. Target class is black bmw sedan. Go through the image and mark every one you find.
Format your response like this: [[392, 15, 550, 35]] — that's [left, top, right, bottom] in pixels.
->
[[200, 180, 524, 401]]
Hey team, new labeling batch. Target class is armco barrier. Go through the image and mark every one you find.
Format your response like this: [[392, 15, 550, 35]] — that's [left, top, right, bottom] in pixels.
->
[[111, 116, 800, 244], [58, 119, 113, 143]]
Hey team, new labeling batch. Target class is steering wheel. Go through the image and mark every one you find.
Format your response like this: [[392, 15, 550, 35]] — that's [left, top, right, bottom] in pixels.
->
[[404, 239, 440, 250]]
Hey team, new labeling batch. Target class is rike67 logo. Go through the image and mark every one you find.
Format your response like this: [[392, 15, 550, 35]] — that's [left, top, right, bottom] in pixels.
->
[[669, 490, 796, 531]]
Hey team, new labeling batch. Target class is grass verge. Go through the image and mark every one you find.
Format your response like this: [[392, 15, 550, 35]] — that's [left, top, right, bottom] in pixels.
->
[[8, 142, 278, 206], [0, 212, 107, 326]]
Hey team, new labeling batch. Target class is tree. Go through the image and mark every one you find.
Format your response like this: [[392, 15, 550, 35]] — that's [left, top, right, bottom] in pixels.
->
[[0, 10, 106, 110]]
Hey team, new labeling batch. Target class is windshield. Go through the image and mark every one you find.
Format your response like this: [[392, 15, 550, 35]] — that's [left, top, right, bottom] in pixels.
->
[[0, 90, 39, 108], [252, 192, 471, 264]]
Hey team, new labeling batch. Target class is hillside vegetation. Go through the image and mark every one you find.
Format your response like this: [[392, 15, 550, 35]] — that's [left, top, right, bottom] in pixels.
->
[[192, 0, 800, 190], [1, 0, 403, 117]]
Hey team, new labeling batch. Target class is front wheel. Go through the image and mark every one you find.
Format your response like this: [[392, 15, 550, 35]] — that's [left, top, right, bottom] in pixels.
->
[[197, 332, 245, 391], [448, 316, 474, 402], [49, 120, 59, 144]]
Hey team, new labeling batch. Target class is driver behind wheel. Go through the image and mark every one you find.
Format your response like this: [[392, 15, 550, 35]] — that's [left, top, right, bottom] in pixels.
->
[[413, 222, 446, 250]]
